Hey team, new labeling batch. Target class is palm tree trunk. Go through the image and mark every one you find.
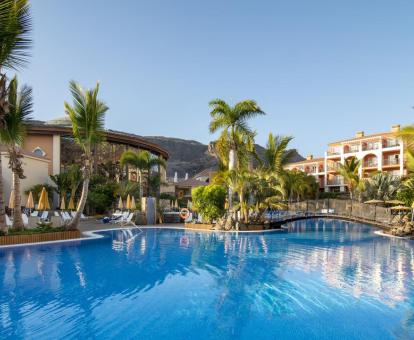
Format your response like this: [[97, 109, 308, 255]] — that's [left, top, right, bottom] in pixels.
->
[[0, 154, 6, 233], [12, 171, 24, 230], [228, 148, 236, 209], [0, 75, 7, 232], [67, 168, 90, 230]]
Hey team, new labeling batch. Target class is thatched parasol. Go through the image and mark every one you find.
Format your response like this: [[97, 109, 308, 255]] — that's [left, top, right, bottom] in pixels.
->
[[26, 191, 34, 211], [38, 187, 50, 210]]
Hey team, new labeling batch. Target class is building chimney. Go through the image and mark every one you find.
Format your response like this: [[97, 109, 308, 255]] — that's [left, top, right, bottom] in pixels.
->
[[306, 155, 313, 160], [173, 172, 178, 183], [356, 131, 364, 138], [391, 124, 400, 133], [185, 173, 188, 180]]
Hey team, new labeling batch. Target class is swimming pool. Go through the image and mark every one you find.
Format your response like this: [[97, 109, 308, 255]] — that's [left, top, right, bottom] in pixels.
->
[[1, 219, 413, 339]]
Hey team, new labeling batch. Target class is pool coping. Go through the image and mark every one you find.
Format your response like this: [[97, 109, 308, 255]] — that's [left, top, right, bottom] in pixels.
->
[[0, 225, 288, 249], [0, 216, 406, 249]]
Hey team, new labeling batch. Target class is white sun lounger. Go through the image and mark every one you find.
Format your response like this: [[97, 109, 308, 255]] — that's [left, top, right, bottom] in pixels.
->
[[5, 215, 12, 227], [22, 214, 29, 227]]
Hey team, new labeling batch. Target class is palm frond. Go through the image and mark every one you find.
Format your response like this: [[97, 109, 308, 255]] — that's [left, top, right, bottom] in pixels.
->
[[0, 75, 32, 146], [0, 0, 32, 70]]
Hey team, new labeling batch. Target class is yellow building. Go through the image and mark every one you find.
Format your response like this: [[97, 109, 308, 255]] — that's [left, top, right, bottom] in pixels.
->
[[285, 125, 405, 193]]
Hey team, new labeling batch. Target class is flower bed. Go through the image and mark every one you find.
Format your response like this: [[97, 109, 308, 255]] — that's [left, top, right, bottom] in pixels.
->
[[0, 229, 81, 246]]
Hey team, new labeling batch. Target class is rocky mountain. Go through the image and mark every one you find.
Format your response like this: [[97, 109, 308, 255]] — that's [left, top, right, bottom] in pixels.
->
[[145, 136, 305, 178]]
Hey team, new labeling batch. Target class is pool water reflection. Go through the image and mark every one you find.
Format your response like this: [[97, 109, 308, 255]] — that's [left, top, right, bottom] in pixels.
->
[[1, 219, 414, 339]]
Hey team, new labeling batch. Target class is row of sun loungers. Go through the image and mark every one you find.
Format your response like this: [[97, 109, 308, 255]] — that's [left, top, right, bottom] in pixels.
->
[[6, 211, 89, 229]]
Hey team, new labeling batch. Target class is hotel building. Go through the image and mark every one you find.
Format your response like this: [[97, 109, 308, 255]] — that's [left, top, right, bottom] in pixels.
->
[[1, 117, 169, 205], [285, 125, 405, 193]]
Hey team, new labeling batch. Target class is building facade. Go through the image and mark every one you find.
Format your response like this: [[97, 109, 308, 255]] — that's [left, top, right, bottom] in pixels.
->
[[285, 125, 405, 193], [2, 117, 169, 206]]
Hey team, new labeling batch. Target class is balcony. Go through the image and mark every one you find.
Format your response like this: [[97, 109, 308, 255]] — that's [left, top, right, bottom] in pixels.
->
[[327, 152, 341, 157], [344, 145, 360, 154], [363, 160, 378, 168], [327, 178, 344, 186], [383, 140, 400, 148], [362, 143, 380, 151], [383, 158, 399, 166]]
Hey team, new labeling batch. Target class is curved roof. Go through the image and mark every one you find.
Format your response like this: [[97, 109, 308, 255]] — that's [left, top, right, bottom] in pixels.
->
[[27, 120, 169, 159]]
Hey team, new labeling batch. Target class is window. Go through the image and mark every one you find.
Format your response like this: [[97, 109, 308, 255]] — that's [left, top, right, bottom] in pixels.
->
[[32, 147, 46, 157]]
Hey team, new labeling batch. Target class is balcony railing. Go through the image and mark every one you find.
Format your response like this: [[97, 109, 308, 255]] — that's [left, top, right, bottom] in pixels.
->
[[344, 145, 360, 154], [383, 158, 399, 166], [327, 150, 341, 156], [327, 178, 344, 186], [383, 140, 400, 148], [363, 161, 378, 168], [362, 144, 380, 151]]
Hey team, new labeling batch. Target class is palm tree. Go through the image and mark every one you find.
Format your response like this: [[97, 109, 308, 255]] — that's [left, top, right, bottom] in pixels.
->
[[0, 0, 32, 232], [262, 133, 294, 175], [337, 158, 362, 201], [209, 99, 264, 208], [120, 150, 166, 198], [65, 81, 108, 230], [0, 76, 32, 230], [209, 99, 264, 171], [363, 172, 401, 201], [282, 170, 318, 202]]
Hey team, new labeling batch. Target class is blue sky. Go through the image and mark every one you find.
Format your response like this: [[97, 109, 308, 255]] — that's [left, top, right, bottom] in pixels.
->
[[17, 0, 414, 156]]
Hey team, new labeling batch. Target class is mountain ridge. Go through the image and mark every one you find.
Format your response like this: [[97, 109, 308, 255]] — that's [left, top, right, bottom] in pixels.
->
[[145, 136, 305, 178]]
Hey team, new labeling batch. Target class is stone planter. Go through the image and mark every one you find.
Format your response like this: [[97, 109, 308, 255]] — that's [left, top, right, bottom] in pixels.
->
[[0, 230, 81, 246], [185, 223, 215, 230]]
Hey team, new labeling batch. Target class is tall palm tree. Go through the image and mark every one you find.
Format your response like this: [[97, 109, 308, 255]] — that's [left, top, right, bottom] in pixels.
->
[[120, 150, 166, 198], [262, 133, 294, 175], [209, 99, 264, 171], [337, 158, 362, 201], [209, 99, 264, 208], [65, 81, 108, 230], [0, 76, 32, 230], [0, 0, 32, 232]]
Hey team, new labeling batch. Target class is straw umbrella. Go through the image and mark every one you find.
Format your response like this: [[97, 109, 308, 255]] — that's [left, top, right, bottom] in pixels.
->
[[60, 196, 66, 210], [26, 191, 34, 213], [68, 195, 75, 210], [390, 205, 411, 221], [126, 194, 131, 210], [385, 199, 405, 206], [118, 196, 124, 210], [364, 199, 384, 220], [38, 187, 50, 211], [130, 196, 136, 210]]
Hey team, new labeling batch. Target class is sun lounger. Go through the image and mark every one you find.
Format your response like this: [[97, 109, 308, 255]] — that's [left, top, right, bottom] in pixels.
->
[[115, 213, 136, 226], [21, 214, 29, 227], [40, 211, 48, 220], [31, 210, 39, 217], [5, 215, 12, 227]]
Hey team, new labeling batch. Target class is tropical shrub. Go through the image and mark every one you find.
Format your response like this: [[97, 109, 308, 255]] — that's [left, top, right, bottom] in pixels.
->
[[362, 172, 401, 201], [86, 175, 118, 215], [192, 184, 226, 223], [396, 177, 414, 207]]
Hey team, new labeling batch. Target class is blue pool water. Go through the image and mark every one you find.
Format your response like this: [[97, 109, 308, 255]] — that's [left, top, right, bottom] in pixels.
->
[[1, 219, 414, 339]]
